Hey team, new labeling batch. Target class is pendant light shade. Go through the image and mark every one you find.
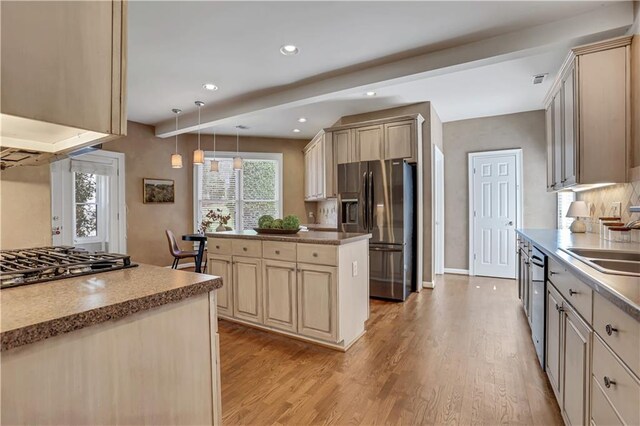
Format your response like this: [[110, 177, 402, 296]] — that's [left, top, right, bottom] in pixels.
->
[[210, 131, 219, 172], [233, 126, 243, 170], [171, 108, 183, 169], [193, 101, 205, 165]]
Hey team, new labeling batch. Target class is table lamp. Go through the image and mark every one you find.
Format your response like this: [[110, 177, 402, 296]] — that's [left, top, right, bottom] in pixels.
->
[[566, 201, 589, 233]]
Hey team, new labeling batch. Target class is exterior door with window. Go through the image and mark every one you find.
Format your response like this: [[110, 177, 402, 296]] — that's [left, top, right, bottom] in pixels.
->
[[470, 150, 520, 279]]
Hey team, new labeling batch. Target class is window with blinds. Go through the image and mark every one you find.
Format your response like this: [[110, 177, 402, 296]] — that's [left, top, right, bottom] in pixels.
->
[[557, 191, 576, 230], [195, 152, 283, 231]]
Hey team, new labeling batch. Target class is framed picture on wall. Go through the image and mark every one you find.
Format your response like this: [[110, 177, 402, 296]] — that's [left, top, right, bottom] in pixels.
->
[[143, 178, 175, 204]]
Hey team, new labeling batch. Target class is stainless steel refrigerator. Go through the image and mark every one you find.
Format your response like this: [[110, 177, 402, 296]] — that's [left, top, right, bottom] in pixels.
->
[[338, 160, 415, 301]]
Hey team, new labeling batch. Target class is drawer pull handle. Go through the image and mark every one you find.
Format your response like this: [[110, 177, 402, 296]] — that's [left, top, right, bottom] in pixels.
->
[[568, 288, 578, 296], [275, 250, 280, 255], [605, 324, 618, 336], [603, 376, 616, 388], [313, 252, 318, 257], [549, 271, 558, 276], [555, 303, 564, 312]]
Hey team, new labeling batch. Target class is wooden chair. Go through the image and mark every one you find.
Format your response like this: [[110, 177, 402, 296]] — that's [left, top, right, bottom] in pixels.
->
[[165, 230, 198, 269]]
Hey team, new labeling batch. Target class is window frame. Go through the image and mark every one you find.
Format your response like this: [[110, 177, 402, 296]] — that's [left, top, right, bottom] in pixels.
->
[[72, 172, 109, 245], [193, 151, 283, 232]]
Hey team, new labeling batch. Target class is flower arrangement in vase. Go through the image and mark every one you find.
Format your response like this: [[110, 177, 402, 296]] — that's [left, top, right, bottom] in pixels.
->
[[200, 208, 232, 233]]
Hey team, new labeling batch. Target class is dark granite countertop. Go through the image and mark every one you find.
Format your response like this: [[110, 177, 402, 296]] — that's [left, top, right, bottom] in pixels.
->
[[1, 264, 223, 351], [206, 230, 371, 245], [516, 229, 640, 322]]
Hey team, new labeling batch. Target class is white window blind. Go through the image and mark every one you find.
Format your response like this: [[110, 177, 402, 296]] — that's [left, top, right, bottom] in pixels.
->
[[194, 152, 283, 231], [557, 191, 576, 230]]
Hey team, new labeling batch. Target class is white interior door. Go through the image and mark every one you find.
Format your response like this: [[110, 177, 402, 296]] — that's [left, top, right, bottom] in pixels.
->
[[469, 150, 520, 279], [433, 146, 445, 275], [51, 150, 126, 253]]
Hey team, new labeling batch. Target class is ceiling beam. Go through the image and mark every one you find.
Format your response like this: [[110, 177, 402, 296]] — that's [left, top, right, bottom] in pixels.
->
[[155, 1, 633, 138]]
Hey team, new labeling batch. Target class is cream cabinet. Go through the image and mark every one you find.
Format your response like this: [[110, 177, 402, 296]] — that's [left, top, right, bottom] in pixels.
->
[[232, 256, 263, 324], [297, 263, 338, 342], [544, 36, 632, 191], [304, 130, 335, 200], [0, 0, 127, 162], [262, 260, 297, 333], [206, 236, 369, 350], [329, 115, 423, 165], [208, 255, 233, 317], [561, 304, 591, 426], [546, 285, 563, 401]]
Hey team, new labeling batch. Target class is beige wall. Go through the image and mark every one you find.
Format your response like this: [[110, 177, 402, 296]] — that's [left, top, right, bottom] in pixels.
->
[[338, 102, 438, 284], [443, 110, 556, 270], [0, 164, 52, 249], [103, 121, 310, 266]]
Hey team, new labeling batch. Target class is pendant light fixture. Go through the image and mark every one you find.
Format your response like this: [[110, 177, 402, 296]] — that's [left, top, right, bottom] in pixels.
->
[[210, 130, 219, 172], [233, 126, 243, 170], [193, 101, 205, 165], [171, 108, 183, 168]]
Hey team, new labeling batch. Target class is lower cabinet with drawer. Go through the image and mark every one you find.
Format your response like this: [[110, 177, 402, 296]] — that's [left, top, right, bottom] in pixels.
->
[[207, 237, 369, 351]]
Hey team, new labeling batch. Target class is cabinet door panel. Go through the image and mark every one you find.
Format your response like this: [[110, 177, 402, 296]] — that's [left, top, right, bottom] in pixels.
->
[[334, 130, 350, 164], [304, 149, 312, 199], [208, 255, 233, 317], [553, 94, 563, 189], [562, 307, 591, 426], [297, 264, 337, 342], [384, 121, 414, 160], [562, 64, 577, 186], [356, 125, 383, 162], [546, 285, 563, 400], [233, 257, 263, 324], [545, 105, 555, 191], [315, 143, 324, 198], [263, 260, 297, 332]]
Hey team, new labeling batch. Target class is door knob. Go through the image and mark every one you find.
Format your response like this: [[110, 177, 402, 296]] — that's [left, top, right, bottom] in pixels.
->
[[507, 221, 514, 226]]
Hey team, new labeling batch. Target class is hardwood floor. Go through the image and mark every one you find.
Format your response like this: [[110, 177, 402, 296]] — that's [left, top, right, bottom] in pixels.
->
[[218, 274, 563, 425]]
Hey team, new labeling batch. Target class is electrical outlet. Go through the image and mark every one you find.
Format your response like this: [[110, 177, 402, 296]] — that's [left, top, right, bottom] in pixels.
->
[[611, 202, 622, 217], [352, 261, 358, 277]]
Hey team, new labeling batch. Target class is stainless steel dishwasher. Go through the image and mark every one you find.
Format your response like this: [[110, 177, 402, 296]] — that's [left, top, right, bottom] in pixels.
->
[[529, 247, 547, 368]]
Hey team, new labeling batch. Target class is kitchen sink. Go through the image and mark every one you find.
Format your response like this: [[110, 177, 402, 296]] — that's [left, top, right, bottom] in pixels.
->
[[561, 247, 640, 277], [590, 259, 640, 275], [564, 248, 640, 262]]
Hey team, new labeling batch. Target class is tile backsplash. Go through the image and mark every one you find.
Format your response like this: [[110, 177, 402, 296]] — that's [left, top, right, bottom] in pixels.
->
[[577, 179, 640, 232]]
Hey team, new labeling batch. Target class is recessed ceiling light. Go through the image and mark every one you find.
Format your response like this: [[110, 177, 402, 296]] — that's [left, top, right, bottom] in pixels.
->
[[280, 44, 299, 56], [365, 91, 376, 97], [298, 117, 307, 123], [203, 83, 218, 91], [293, 128, 301, 133]]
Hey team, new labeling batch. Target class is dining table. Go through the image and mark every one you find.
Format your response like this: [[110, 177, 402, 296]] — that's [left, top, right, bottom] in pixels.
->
[[182, 233, 207, 273]]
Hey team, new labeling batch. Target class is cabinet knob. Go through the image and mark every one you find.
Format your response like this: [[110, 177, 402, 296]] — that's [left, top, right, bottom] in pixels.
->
[[243, 247, 247, 252], [555, 303, 564, 312], [312, 252, 318, 257], [549, 271, 558, 276], [568, 288, 578, 296], [215, 245, 220, 249], [603, 376, 616, 388], [605, 324, 618, 336], [275, 250, 280, 255]]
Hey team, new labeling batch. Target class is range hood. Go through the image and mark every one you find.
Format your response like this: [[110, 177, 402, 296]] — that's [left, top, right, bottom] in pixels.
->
[[0, 114, 112, 169]]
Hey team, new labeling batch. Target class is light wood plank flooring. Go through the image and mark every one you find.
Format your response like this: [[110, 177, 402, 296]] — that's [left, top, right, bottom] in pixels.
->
[[218, 274, 562, 425]]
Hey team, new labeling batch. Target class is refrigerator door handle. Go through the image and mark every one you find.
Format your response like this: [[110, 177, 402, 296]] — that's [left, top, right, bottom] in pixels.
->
[[368, 170, 374, 231], [362, 171, 368, 230]]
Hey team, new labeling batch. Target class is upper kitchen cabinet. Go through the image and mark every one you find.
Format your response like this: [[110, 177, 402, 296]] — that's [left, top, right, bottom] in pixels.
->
[[304, 130, 336, 200], [0, 0, 127, 166], [544, 36, 632, 191], [327, 114, 423, 164]]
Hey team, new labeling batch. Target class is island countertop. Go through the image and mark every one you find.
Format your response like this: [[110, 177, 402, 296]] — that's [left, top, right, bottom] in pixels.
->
[[206, 230, 371, 245], [1, 264, 223, 351], [516, 229, 640, 321]]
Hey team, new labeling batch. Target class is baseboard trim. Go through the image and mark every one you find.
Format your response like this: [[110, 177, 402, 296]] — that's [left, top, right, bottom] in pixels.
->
[[165, 262, 196, 270], [444, 268, 469, 275], [422, 281, 435, 289]]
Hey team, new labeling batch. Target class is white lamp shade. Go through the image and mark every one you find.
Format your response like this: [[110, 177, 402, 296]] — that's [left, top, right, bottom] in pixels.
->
[[171, 153, 183, 168], [193, 149, 205, 165], [210, 159, 219, 172], [566, 201, 589, 218], [233, 156, 243, 170]]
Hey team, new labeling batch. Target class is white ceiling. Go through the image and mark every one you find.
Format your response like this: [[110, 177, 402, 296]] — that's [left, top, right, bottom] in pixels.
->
[[127, 1, 634, 138]]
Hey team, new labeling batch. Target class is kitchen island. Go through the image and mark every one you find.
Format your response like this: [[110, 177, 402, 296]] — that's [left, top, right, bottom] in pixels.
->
[[206, 230, 371, 351], [1, 264, 223, 425]]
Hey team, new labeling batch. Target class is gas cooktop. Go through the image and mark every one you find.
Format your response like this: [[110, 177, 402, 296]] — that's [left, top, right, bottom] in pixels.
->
[[0, 246, 137, 289]]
